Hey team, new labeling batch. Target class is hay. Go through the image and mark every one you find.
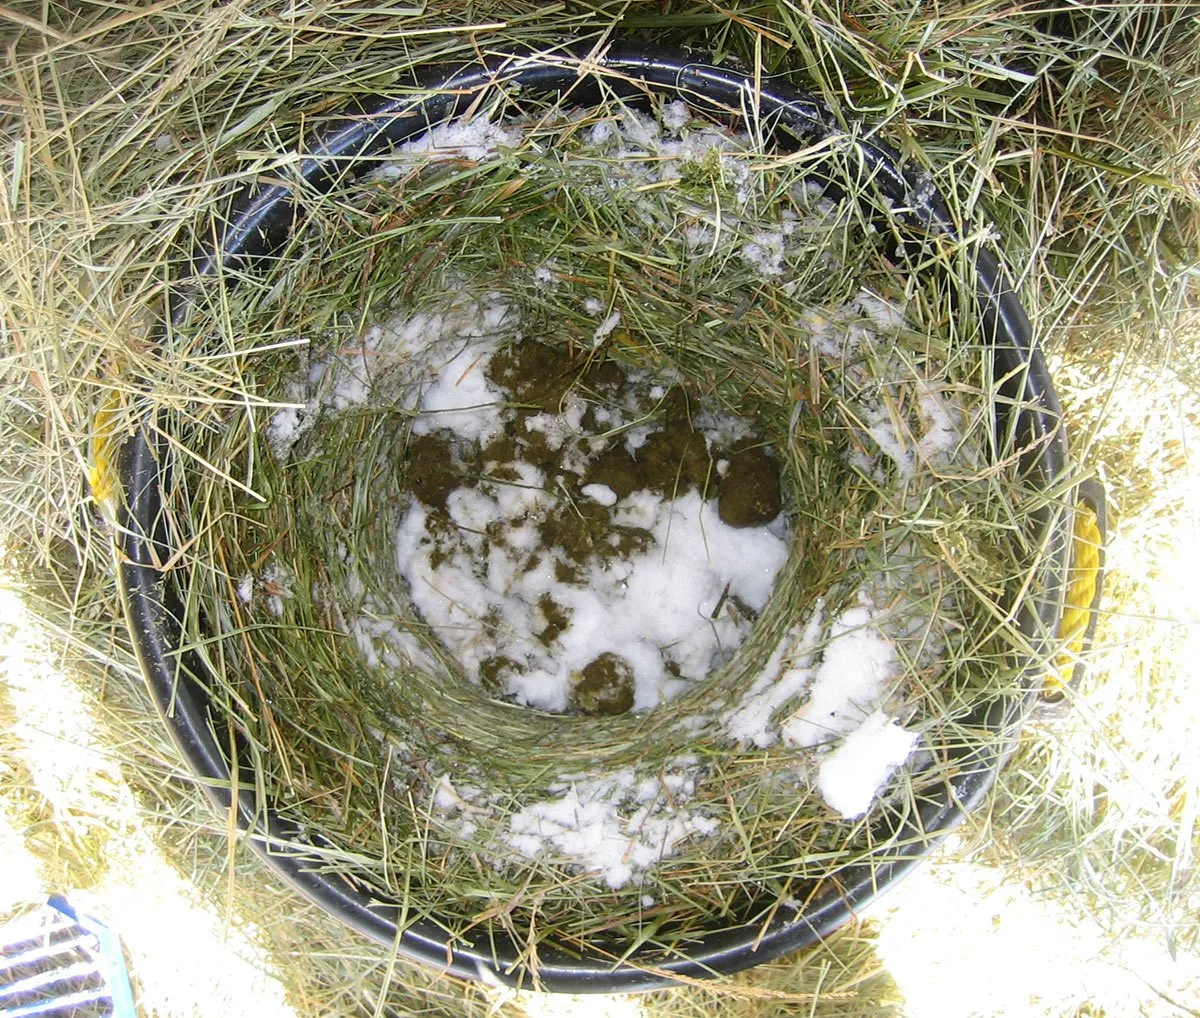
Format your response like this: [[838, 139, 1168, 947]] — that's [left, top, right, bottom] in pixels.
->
[[2, 0, 1198, 1013]]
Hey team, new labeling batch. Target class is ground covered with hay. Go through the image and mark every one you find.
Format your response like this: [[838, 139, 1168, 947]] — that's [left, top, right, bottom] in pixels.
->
[[2, 1, 1198, 1016]]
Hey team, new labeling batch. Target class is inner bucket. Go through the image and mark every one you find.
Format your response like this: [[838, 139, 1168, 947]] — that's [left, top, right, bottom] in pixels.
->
[[113, 44, 1071, 992]]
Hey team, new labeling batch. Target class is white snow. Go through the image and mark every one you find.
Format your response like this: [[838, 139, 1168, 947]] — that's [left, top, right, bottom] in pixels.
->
[[724, 587, 920, 816], [265, 404, 303, 458], [371, 114, 520, 178], [854, 290, 908, 332], [236, 574, 254, 605], [619, 108, 660, 149], [587, 120, 616, 146], [580, 483, 618, 507], [398, 486, 788, 712], [558, 99, 775, 228], [426, 757, 718, 889], [815, 709, 918, 819], [407, 337, 506, 445], [683, 223, 716, 251], [741, 230, 787, 277], [259, 562, 294, 617], [796, 292, 970, 481], [522, 396, 586, 448], [916, 382, 964, 463], [234, 563, 294, 616], [853, 378, 966, 481], [662, 100, 691, 135], [723, 606, 826, 748], [349, 598, 442, 676], [502, 763, 717, 889], [780, 595, 901, 748], [265, 294, 517, 460], [432, 773, 462, 810]]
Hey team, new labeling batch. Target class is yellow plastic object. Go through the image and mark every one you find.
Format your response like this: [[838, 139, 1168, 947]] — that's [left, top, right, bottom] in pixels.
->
[[88, 390, 125, 521], [1049, 500, 1103, 690]]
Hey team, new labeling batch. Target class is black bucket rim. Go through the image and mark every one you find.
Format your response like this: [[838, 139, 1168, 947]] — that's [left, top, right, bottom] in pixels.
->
[[114, 42, 1071, 993]]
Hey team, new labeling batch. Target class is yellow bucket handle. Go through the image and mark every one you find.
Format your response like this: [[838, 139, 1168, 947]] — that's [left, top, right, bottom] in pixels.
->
[[1046, 478, 1106, 696]]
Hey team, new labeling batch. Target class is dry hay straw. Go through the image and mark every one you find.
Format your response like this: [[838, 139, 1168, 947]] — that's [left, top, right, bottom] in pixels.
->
[[2, 0, 1198, 1012]]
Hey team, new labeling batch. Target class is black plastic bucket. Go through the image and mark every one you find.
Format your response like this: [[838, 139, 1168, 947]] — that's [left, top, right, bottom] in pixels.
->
[[114, 43, 1072, 992]]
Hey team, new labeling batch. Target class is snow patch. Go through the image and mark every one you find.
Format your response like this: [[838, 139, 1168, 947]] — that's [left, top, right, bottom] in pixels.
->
[[581, 483, 618, 507], [501, 763, 717, 889], [662, 99, 691, 135], [779, 595, 901, 748], [372, 114, 520, 177], [816, 710, 918, 819], [399, 487, 788, 712], [741, 230, 787, 277], [725, 587, 920, 817], [265, 295, 517, 460]]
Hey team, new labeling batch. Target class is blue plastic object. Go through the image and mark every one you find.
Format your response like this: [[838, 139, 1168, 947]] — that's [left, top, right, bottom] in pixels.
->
[[0, 897, 135, 1018]]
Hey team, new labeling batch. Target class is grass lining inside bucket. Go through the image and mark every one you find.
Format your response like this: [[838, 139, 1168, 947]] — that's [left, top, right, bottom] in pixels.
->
[[139, 77, 1067, 961]]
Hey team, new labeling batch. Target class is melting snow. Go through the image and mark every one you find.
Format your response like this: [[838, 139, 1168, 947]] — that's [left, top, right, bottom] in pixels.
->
[[816, 710, 919, 819], [265, 294, 516, 459], [724, 588, 920, 819], [371, 114, 521, 175], [398, 473, 788, 712], [433, 759, 716, 889]]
